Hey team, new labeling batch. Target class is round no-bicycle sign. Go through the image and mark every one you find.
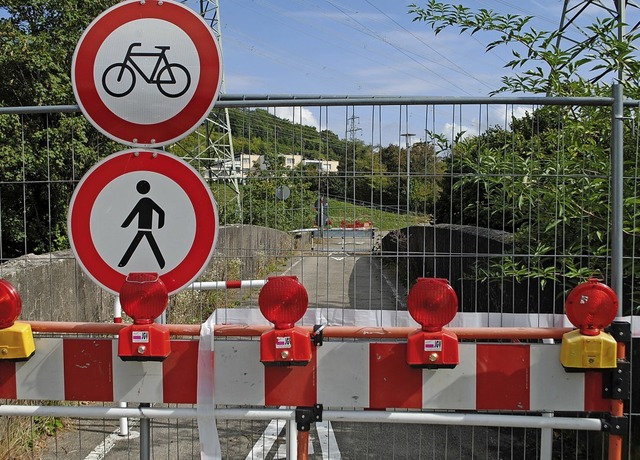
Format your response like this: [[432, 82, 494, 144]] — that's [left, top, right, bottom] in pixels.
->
[[72, 0, 222, 147], [68, 149, 218, 295]]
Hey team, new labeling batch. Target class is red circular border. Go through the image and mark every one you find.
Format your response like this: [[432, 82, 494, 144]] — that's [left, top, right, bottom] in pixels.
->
[[72, 0, 221, 146], [68, 150, 218, 295]]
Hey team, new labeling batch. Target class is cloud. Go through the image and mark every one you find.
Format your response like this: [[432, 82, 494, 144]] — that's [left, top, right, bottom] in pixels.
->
[[435, 105, 536, 143], [267, 107, 319, 129]]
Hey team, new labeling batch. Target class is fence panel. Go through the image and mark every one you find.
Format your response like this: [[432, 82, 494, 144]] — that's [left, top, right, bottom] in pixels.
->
[[0, 95, 636, 459]]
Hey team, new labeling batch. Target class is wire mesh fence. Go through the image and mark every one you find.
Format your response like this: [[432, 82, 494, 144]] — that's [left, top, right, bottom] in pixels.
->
[[0, 94, 637, 459]]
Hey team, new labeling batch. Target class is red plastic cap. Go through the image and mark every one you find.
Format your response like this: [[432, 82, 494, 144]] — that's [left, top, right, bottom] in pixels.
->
[[407, 278, 458, 332], [259, 276, 308, 329], [119, 273, 168, 325], [0, 279, 22, 329], [565, 278, 618, 336]]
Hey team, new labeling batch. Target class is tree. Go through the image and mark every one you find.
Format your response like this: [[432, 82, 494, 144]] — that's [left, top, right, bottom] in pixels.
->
[[410, 0, 640, 95], [411, 2, 640, 312], [353, 150, 392, 204], [0, 0, 120, 258], [241, 150, 316, 231], [370, 142, 444, 214]]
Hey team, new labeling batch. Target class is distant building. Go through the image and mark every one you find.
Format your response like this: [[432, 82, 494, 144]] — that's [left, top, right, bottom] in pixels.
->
[[204, 153, 339, 180], [300, 158, 339, 173], [239, 154, 262, 175]]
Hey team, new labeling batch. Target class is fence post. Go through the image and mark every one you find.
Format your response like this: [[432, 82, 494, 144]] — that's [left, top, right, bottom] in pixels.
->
[[140, 403, 151, 460], [540, 412, 553, 460], [609, 82, 625, 460], [287, 417, 298, 459], [611, 83, 624, 312]]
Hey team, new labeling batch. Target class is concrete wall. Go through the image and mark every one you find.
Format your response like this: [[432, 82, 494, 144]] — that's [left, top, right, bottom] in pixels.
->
[[0, 225, 296, 322], [215, 225, 298, 279], [0, 251, 113, 323], [381, 224, 561, 314]]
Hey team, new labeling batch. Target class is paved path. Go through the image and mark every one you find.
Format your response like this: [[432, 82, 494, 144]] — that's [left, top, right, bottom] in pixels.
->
[[282, 232, 403, 312]]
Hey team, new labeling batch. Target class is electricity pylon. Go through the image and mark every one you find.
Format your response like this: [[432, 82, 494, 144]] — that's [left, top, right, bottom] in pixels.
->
[[555, 0, 639, 84], [179, 0, 241, 213]]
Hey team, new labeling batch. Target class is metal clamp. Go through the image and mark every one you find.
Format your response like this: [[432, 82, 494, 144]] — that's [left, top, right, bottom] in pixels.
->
[[296, 404, 323, 432], [607, 321, 631, 343], [312, 323, 327, 347], [602, 360, 630, 400], [602, 415, 628, 436]]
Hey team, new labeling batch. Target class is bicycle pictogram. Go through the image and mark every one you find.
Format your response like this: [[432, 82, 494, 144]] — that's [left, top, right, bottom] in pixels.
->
[[102, 43, 191, 98]]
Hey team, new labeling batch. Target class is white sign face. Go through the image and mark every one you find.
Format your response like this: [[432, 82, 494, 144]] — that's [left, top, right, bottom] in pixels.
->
[[68, 149, 218, 295], [72, 0, 222, 147], [90, 171, 196, 274], [94, 19, 200, 126]]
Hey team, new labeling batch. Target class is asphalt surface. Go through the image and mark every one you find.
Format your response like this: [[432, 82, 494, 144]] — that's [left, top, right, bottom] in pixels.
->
[[284, 231, 403, 312], [36, 415, 528, 459]]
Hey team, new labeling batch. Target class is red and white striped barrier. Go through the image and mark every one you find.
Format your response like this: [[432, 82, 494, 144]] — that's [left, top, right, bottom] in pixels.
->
[[187, 280, 267, 290], [0, 338, 608, 413]]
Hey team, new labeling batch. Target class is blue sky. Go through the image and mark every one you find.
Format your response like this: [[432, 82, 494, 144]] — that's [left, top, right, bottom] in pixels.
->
[[2, 1, 630, 145], [202, 0, 566, 96], [0, 1, 624, 96], [179, 0, 629, 145]]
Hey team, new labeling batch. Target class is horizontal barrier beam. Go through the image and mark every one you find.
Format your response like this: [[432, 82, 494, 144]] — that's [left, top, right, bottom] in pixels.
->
[[0, 96, 623, 115], [0, 405, 604, 431], [186, 280, 267, 290], [2, 338, 606, 411], [25, 321, 572, 340]]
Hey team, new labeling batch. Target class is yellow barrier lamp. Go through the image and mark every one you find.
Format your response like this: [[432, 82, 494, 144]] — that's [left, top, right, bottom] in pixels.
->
[[560, 278, 617, 370], [0, 278, 35, 360]]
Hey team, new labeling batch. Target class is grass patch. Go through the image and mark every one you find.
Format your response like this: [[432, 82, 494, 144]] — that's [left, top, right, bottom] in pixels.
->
[[0, 406, 67, 459], [168, 250, 293, 324], [326, 200, 430, 231]]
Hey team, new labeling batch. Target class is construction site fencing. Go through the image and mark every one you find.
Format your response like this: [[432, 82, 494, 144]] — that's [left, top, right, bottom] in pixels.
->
[[0, 92, 637, 459]]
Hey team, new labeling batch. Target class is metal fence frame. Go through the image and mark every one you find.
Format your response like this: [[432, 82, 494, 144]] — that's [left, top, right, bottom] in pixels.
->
[[0, 89, 637, 459]]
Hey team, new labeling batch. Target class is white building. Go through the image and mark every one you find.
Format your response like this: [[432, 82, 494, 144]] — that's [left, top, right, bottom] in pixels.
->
[[300, 158, 339, 173], [204, 153, 339, 180]]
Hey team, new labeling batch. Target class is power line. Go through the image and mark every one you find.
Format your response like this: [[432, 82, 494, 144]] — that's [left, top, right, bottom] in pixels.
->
[[321, 0, 478, 95], [362, 0, 495, 92]]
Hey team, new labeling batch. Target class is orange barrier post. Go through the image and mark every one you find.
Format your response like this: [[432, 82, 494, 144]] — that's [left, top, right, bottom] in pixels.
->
[[297, 430, 309, 460], [608, 340, 626, 460]]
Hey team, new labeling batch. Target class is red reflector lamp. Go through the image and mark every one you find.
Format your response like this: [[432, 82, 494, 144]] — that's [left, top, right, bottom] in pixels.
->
[[0, 278, 34, 360], [259, 276, 311, 366], [560, 278, 618, 370], [117, 273, 170, 361], [406, 278, 459, 369]]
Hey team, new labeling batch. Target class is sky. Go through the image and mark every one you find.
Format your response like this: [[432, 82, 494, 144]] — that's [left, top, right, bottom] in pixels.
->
[[209, 0, 564, 97], [176, 0, 629, 145], [2, 1, 631, 145]]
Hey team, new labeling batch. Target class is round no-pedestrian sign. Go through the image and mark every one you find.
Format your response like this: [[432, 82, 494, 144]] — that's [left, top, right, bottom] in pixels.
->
[[68, 149, 219, 295], [71, 0, 222, 147]]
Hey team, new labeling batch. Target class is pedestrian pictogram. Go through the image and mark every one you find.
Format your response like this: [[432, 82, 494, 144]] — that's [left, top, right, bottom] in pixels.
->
[[68, 149, 218, 295], [71, 0, 222, 147], [118, 180, 166, 270]]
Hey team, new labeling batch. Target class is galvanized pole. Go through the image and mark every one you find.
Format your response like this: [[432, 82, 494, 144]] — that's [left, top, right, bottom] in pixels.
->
[[540, 412, 554, 460], [140, 403, 151, 460], [610, 8, 626, 456], [401, 133, 415, 214], [286, 418, 298, 459], [611, 83, 624, 315]]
